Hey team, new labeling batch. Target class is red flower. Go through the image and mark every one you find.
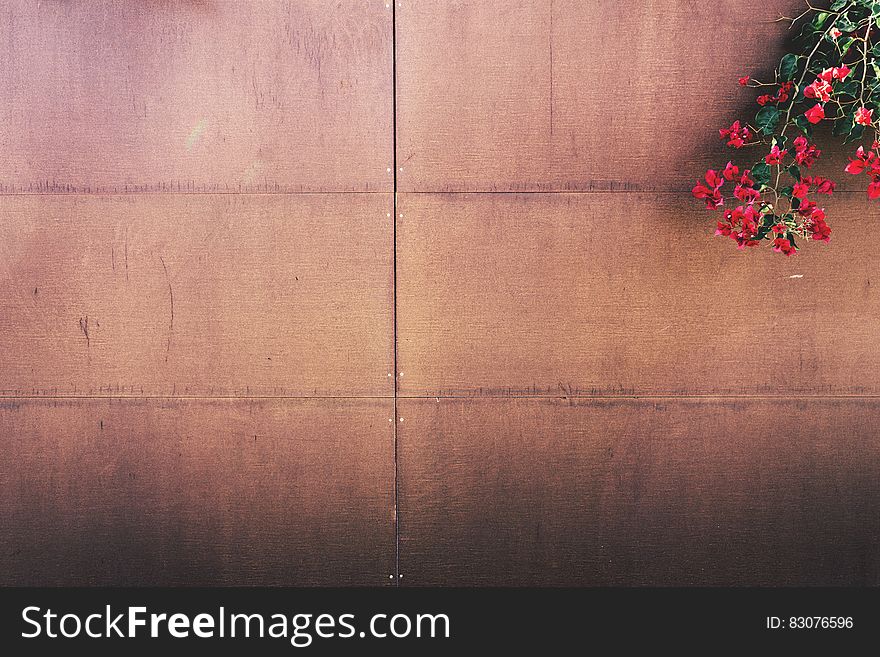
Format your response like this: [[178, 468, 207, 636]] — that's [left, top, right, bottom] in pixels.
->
[[845, 160, 866, 174], [772, 237, 797, 256], [868, 180, 880, 199], [830, 28, 842, 39], [802, 176, 835, 195], [844, 146, 876, 175], [855, 106, 873, 126], [804, 104, 825, 124], [719, 120, 751, 148], [804, 79, 832, 102], [734, 184, 761, 204], [692, 169, 724, 209], [765, 145, 788, 165], [792, 136, 821, 167], [716, 206, 760, 248], [757, 82, 794, 106], [738, 75, 750, 86], [809, 215, 832, 242], [776, 82, 793, 103], [722, 161, 739, 181], [814, 177, 835, 195], [772, 223, 788, 234], [819, 66, 850, 83], [792, 181, 809, 199], [797, 200, 819, 217]]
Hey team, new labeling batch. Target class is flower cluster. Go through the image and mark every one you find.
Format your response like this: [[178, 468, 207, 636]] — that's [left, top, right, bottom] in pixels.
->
[[693, 0, 880, 255]]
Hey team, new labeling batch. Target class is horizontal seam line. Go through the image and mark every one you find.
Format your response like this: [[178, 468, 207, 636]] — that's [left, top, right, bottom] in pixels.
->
[[0, 190, 870, 196], [2, 394, 879, 401]]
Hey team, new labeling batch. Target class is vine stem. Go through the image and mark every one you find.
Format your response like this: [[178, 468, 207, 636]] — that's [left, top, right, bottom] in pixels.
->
[[771, 2, 853, 197]]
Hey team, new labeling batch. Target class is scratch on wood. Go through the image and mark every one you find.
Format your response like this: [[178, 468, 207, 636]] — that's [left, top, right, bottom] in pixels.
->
[[124, 229, 129, 283], [78, 316, 90, 348], [160, 256, 174, 363]]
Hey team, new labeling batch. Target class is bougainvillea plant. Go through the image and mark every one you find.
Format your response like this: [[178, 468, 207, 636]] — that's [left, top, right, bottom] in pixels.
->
[[694, 0, 880, 255]]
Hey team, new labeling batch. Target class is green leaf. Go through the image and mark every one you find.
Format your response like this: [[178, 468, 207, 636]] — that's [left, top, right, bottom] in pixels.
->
[[846, 123, 865, 143], [812, 12, 830, 30], [836, 79, 859, 97], [830, 0, 848, 9], [787, 164, 801, 181], [755, 106, 781, 135], [779, 53, 798, 81], [793, 114, 813, 136], [751, 162, 771, 187], [833, 114, 853, 135], [838, 36, 856, 56], [836, 15, 858, 32], [788, 233, 799, 249]]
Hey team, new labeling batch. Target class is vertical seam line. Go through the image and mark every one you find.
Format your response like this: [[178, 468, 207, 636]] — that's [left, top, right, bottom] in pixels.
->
[[391, 0, 400, 587]]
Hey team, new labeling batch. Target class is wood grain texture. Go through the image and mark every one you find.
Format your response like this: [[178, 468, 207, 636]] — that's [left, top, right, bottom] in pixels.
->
[[397, 192, 880, 397], [0, 194, 394, 397], [0, 0, 392, 192], [395, 0, 861, 192], [0, 397, 395, 585], [398, 397, 880, 586]]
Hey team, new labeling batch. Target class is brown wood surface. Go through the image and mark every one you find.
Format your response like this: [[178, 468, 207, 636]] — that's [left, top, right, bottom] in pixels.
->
[[394, 0, 866, 192], [398, 397, 880, 586], [0, 193, 394, 397], [0, 397, 395, 585], [397, 192, 880, 397], [2, 0, 878, 588], [0, 0, 392, 192]]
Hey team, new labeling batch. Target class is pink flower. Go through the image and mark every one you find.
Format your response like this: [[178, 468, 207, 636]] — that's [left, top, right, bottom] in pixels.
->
[[804, 79, 832, 102], [765, 145, 788, 165], [793, 136, 821, 168], [855, 107, 873, 126]]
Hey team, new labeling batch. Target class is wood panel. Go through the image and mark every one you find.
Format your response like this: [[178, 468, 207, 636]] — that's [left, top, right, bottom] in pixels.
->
[[397, 192, 880, 397], [0, 194, 394, 397], [0, 0, 392, 192], [398, 397, 880, 586], [395, 0, 862, 192], [0, 397, 395, 585]]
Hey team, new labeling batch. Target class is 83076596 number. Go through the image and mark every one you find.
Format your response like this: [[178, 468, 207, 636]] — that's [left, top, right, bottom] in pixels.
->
[[766, 616, 853, 630]]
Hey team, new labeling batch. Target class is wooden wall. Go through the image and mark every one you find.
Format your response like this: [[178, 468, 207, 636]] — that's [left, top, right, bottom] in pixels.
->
[[1, 0, 877, 586]]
